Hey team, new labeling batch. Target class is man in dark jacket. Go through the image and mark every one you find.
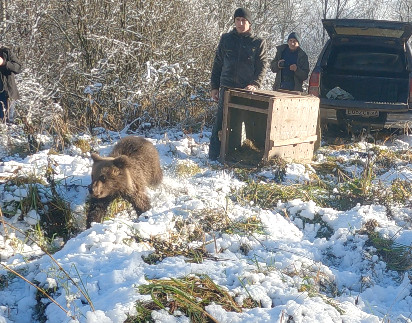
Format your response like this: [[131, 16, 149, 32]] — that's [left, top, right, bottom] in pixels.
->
[[209, 7, 268, 161], [271, 32, 309, 92], [0, 46, 22, 122]]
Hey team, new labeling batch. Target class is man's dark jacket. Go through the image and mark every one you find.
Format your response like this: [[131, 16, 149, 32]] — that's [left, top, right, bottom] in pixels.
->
[[270, 44, 309, 92], [0, 47, 22, 100], [211, 28, 267, 90]]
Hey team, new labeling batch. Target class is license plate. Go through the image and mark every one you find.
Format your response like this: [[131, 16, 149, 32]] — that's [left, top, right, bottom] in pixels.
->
[[346, 109, 379, 117]]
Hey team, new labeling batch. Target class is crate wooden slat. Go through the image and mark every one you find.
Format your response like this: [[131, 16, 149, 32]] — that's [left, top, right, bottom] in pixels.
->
[[219, 88, 320, 165]]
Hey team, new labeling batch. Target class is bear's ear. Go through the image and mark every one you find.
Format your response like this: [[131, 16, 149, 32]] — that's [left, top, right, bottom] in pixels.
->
[[91, 153, 103, 162], [113, 155, 130, 169]]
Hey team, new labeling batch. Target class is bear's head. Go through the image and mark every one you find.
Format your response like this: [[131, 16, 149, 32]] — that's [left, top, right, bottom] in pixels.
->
[[90, 153, 132, 199]]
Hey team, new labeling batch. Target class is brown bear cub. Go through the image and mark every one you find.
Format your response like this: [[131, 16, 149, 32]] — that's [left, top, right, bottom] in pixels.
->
[[87, 136, 163, 228]]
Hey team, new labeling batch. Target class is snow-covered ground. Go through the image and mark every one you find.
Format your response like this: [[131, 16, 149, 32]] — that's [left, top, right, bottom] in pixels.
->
[[0, 125, 411, 323]]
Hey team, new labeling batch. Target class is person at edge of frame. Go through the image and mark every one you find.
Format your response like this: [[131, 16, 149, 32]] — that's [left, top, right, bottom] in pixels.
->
[[0, 41, 22, 123], [208, 7, 268, 161], [270, 31, 309, 92]]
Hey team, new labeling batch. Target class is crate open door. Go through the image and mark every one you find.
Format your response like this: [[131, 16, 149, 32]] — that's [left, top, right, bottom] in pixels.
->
[[219, 88, 320, 166]]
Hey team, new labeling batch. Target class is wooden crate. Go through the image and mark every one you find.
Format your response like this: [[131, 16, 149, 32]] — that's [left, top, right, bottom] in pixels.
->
[[219, 88, 320, 165]]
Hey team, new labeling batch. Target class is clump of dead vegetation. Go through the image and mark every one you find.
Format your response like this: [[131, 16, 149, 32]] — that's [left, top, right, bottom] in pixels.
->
[[132, 275, 242, 323], [368, 232, 412, 271], [174, 160, 202, 178], [236, 180, 327, 209], [73, 138, 91, 154], [141, 237, 211, 265], [360, 219, 412, 271], [283, 263, 343, 314], [1, 158, 78, 246], [131, 208, 267, 265]]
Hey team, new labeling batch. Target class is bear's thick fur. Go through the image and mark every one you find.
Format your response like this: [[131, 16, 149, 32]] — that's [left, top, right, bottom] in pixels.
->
[[86, 136, 162, 228]]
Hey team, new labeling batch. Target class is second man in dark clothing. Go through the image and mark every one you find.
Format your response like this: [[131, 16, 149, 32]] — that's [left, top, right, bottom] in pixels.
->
[[0, 45, 22, 122], [209, 7, 268, 161], [271, 32, 309, 92]]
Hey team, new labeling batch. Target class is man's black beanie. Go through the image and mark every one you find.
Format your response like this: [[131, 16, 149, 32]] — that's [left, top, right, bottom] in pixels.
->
[[287, 32, 301, 44], [234, 8, 252, 24]]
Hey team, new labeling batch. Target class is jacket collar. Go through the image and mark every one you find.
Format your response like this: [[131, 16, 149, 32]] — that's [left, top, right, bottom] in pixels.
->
[[230, 27, 252, 37], [277, 43, 302, 53]]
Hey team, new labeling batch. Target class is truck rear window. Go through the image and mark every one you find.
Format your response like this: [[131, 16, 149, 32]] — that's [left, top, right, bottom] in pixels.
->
[[329, 47, 406, 74]]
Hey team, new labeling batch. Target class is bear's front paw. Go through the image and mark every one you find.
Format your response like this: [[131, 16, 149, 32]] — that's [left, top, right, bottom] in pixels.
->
[[130, 193, 151, 215], [86, 197, 111, 228]]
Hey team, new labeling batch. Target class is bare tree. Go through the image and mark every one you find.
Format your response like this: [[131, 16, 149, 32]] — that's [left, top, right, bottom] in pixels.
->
[[393, 0, 412, 21]]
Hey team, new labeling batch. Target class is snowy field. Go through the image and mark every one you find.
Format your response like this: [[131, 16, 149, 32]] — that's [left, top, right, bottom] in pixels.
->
[[0, 125, 411, 323]]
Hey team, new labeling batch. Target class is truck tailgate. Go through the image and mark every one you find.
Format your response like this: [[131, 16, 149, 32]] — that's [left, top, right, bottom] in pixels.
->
[[320, 98, 409, 112]]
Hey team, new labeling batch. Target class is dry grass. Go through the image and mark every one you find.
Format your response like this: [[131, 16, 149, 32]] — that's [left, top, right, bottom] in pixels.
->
[[391, 179, 412, 204], [2, 172, 76, 243], [222, 215, 266, 236], [175, 208, 267, 240], [107, 197, 132, 218], [73, 139, 91, 154], [141, 236, 211, 265], [311, 158, 344, 178], [137, 275, 241, 323], [138, 208, 268, 265], [174, 160, 202, 178], [236, 180, 326, 209], [368, 232, 412, 271], [284, 264, 343, 314]]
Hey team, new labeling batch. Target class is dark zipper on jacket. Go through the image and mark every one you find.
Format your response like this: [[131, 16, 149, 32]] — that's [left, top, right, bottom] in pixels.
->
[[236, 35, 242, 87]]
